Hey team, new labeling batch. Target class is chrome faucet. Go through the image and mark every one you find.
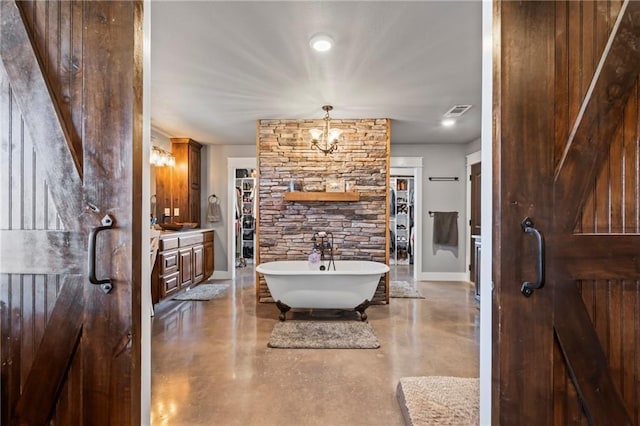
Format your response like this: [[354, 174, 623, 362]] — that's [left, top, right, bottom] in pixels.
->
[[311, 231, 336, 271]]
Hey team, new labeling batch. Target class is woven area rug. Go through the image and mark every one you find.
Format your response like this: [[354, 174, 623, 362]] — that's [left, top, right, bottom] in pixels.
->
[[396, 376, 479, 425], [268, 321, 380, 349], [172, 284, 229, 301], [390, 281, 425, 299]]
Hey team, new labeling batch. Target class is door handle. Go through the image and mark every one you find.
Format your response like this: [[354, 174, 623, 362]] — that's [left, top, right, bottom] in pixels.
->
[[520, 217, 544, 297], [88, 214, 114, 294]]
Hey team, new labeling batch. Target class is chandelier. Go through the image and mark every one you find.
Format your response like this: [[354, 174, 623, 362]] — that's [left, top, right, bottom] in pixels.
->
[[150, 146, 176, 167], [310, 105, 342, 155]]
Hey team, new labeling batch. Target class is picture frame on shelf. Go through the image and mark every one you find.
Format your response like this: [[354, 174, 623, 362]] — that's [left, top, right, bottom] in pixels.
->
[[325, 178, 345, 192]]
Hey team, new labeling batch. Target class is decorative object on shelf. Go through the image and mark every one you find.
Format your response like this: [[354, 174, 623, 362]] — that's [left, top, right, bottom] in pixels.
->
[[325, 178, 345, 192], [288, 180, 301, 191], [149, 146, 175, 167], [309, 105, 342, 155], [303, 183, 324, 192]]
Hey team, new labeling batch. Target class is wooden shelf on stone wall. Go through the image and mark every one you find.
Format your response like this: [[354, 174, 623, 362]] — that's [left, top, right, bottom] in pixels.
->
[[284, 191, 361, 202]]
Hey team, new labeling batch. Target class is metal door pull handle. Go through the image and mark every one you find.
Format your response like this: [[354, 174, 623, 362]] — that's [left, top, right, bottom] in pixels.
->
[[88, 214, 114, 294], [521, 217, 544, 297]]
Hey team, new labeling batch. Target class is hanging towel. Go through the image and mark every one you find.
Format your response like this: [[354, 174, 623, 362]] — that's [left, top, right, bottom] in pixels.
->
[[207, 195, 222, 222], [432, 211, 458, 249]]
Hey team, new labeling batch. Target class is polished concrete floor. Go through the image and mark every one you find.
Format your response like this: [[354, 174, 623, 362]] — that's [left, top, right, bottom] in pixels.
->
[[150, 265, 480, 426]]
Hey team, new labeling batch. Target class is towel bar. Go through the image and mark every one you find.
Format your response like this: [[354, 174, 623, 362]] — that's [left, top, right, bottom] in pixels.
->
[[428, 176, 459, 182], [428, 211, 458, 217]]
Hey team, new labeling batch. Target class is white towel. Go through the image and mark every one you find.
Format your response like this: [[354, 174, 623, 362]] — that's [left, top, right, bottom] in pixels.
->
[[207, 196, 222, 222]]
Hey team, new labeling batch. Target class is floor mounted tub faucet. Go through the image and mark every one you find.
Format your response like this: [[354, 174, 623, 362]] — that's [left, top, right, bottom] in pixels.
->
[[311, 231, 336, 271]]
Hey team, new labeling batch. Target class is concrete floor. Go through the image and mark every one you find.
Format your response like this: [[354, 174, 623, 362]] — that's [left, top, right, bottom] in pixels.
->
[[150, 265, 480, 426]]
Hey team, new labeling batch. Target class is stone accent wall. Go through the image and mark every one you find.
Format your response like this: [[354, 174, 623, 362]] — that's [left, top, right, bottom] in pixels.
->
[[257, 118, 390, 303]]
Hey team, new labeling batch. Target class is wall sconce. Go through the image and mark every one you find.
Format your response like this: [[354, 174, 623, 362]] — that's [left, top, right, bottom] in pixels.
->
[[150, 146, 175, 167], [310, 105, 342, 155]]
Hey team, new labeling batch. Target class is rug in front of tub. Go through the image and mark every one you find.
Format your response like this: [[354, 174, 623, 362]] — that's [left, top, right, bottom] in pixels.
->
[[268, 321, 380, 349], [390, 281, 425, 299]]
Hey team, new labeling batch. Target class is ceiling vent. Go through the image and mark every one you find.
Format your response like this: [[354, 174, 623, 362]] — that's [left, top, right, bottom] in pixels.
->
[[444, 104, 472, 117]]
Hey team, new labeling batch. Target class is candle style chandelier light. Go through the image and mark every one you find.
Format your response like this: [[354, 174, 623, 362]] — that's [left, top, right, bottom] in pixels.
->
[[150, 146, 176, 167], [310, 105, 343, 155]]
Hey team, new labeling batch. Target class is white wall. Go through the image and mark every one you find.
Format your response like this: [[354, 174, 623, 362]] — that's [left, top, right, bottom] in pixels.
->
[[201, 144, 256, 276], [466, 137, 481, 155], [391, 143, 470, 280]]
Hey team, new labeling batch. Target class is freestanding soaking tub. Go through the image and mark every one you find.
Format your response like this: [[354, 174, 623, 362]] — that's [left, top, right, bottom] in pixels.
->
[[256, 260, 390, 321]]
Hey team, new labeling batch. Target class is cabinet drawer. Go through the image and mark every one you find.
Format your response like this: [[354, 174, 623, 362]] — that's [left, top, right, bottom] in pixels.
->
[[160, 250, 179, 274], [161, 271, 180, 297], [160, 237, 179, 251], [179, 233, 203, 247]]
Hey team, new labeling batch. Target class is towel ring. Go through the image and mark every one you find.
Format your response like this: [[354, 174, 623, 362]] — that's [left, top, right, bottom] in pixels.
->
[[208, 194, 218, 203]]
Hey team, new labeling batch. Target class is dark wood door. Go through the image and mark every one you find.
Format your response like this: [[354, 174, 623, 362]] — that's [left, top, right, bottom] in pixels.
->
[[0, 1, 142, 424], [469, 162, 481, 283], [495, 1, 640, 424]]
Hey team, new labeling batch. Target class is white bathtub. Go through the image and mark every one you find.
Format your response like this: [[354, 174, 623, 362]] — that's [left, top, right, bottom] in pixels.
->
[[256, 260, 389, 321]]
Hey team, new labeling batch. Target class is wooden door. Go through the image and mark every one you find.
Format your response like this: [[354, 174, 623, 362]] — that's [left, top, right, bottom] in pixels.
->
[[0, 1, 142, 424], [469, 162, 481, 282], [495, 0, 640, 423]]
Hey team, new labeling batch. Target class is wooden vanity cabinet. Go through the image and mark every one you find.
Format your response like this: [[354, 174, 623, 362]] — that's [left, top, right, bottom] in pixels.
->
[[203, 231, 214, 279], [152, 229, 215, 304], [171, 137, 202, 226], [155, 137, 202, 226]]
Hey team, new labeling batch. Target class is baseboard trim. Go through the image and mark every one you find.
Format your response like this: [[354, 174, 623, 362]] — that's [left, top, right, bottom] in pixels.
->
[[418, 272, 469, 282], [212, 270, 232, 280]]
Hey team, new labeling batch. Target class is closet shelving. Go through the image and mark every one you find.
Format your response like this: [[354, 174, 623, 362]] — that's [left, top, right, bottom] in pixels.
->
[[236, 170, 256, 264], [389, 176, 414, 265]]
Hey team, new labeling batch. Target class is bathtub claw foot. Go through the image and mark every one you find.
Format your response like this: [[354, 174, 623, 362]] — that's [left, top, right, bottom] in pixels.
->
[[355, 299, 371, 321], [275, 300, 291, 321]]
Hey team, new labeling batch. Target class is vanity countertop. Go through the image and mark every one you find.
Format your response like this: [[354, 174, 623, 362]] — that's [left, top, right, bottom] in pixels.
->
[[156, 228, 213, 238]]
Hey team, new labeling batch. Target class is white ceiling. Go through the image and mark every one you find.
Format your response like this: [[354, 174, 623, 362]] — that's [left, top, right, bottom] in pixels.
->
[[151, 1, 482, 146]]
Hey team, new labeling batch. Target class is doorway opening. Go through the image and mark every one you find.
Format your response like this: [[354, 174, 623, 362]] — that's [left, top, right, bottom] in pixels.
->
[[389, 159, 422, 283], [227, 157, 257, 279]]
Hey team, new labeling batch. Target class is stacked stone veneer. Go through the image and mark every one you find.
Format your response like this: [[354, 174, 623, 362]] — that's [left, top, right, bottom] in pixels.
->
[[257, 118, 390, 303]]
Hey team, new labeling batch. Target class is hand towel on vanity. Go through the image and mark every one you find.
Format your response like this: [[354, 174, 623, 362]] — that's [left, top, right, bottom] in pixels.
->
[[432, 211, 458, 254]]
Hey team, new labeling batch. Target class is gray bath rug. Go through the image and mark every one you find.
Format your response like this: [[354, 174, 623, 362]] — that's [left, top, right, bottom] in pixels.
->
[[396, 376, 479, 426], [172, 284, 229, 301], [390, 281, 425, 299], [268, 321, 380, 349]]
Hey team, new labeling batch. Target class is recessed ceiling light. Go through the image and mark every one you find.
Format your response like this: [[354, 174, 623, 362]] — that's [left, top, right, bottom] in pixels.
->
[[441, 118, 456, 127], [310, 33, 333, 52]]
